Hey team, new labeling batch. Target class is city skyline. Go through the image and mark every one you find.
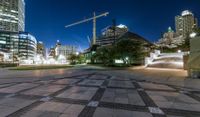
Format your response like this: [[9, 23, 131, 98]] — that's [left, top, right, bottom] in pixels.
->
[[25, 0, 200, 50]]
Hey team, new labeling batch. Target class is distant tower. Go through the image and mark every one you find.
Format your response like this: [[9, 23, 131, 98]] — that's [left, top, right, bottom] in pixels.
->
[[0, 0, 25, 32], [175, 10, 198, 36], [56, 40, 61, 46], [168, 27, 173, 32]]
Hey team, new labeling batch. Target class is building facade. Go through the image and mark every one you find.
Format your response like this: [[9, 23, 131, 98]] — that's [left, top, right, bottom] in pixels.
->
[[157, 27, 184, 48], [0, 31, 37, 62], [97, 24, 128, 46], [156, 10, 199, 48], [84, 24, 152, 64], [37, 41, 45, 57], [175, 10, 198, 36], [18, 32, 37, 60], [0, 0, 25, 32], [55, 41, 77, 58]]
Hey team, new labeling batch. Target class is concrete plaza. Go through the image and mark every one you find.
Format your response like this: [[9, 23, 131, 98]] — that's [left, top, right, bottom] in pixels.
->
[[0, 65, 199, 117]]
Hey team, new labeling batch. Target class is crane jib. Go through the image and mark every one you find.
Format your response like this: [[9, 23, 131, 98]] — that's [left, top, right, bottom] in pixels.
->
[[65, 12, 109, 28]]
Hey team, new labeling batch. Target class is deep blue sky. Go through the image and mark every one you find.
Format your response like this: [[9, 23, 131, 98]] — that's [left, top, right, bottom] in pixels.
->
[[25, 0, 200, 51]]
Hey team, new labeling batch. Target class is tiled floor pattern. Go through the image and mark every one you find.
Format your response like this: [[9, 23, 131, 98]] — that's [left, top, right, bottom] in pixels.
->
[[0, 74, 199, 117]]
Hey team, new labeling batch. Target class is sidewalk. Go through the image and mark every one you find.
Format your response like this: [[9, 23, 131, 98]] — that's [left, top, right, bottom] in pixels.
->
[[101, 66, 200, 90]]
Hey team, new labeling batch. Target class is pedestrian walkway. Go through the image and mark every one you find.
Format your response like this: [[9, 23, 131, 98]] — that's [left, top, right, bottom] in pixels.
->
[[0, 72, 199, 117]]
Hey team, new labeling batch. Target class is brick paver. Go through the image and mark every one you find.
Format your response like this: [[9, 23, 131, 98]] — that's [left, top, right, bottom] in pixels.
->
[[0, 72, 199, 117]]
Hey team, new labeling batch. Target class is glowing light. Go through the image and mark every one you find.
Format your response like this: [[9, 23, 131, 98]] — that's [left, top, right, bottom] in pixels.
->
[[115, 60, 123, 64], [117, 24, 128, 29], [57, 54, 67, 64], [76, 52, 79, 55], [190, 32, 197, 38], [181, 10, 193, 16]]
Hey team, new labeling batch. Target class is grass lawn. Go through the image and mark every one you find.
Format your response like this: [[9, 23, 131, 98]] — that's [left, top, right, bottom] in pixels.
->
[[10, 65, 74, 70]]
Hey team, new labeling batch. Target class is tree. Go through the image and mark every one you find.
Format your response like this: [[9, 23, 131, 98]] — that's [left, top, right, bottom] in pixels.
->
[[68, 54, 77, 64], [116, 39, 144, 66], [194, 27, 200, 36], [92, 39, 146, 66], [94, 46, 115, 66], [77, 54, 85, 64]]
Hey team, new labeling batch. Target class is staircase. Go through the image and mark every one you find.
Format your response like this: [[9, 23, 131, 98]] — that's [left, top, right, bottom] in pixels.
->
[[146, 51, 184, 69]]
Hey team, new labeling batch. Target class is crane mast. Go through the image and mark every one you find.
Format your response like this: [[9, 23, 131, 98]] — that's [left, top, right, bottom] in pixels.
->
[[93, 12, 96, 45], [65, 12, 109, 45]]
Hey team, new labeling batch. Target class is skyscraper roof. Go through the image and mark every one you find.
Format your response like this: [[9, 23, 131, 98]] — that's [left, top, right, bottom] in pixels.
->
[[181, 10, 193, 16]]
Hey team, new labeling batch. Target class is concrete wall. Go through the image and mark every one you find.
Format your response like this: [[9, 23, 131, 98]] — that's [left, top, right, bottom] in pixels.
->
[[188, 36, 200, 78]]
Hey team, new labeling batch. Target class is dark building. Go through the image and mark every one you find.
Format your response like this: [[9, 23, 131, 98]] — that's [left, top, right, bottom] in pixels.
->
[[96, 24, 151, 48], [84, 24, 152, 64], [96, 24, 128, 46]]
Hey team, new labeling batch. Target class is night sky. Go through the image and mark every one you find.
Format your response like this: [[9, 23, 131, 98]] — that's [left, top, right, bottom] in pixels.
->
[[25, 0, 200, 51]]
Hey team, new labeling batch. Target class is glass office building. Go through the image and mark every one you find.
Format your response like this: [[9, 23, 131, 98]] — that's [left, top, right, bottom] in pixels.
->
[[0, 31, 37, 61], [18, 32, 37, 60], [0, 0, 25, 32]]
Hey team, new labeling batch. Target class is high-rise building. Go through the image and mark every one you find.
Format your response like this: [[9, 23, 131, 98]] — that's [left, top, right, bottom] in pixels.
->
[[0, 0, 25, 32], [175, 10, 198, 36], [55, 41, 77, 58], [37, 41, 45, 57], [156, 27, 184, 48], [0, 31, 37, 61], [97, 24, 128, 46]]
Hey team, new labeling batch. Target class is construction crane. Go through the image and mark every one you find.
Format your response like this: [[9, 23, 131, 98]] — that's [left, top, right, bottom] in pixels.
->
[[65, 12, 109, 45]]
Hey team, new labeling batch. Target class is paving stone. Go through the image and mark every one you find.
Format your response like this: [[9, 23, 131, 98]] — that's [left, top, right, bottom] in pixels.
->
[[93, 107, 153, 117], [148, 107, 165, 115], [74, 75, 88, 79], [0, 105, 22, 117], [78, 79, 104, 86], [1, 71, 200, 117], [21, 110, 61, 117], [93, 107, 114, 117], [100, 86, 107, 89], [0, 84, 13, 88], [167, 115, 183, 117], [37, 80, 54, 84], [111, 76, 130, 81], [21, 102, 84, 117], [56, 86, 98, 100], [0, 97, 36, 107], [5, 93, 16, 98], [194, 93, 200, 98], [62, 104, 85, 117], [0, 98, 36, 116], [147, 91, 200, 111], [139, 82, 175, 91], [0, 83, 39, 93], [89, 74, 108, 80], [87, 101, 99, 107], [33, 102, 70, 113], [137, 88, 144, 91], [101, 88, 145, 106], [22, 85, 65, 96], [53, 79, 81, 85], [179, 90, 190, 94], [40, 96, 52, 102], [108, 80, 135, 88]]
